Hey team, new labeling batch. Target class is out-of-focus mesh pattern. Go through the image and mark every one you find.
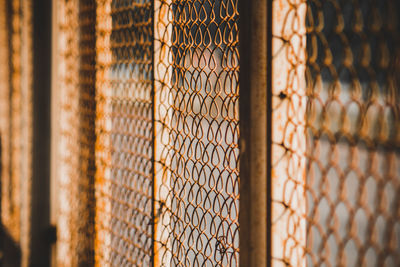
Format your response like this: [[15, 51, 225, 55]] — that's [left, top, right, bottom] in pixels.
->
[[271, 0, 307, 265], [0, 1, 32, 265], [0, 0, 8, 225], [57, 1, 80, 265], [76, 0, 97, 264], [271, 0, 400, 266], [3, 0, 23, 243], [154, 0, 240, 266], [0, 0, 12, 240], [95, 0, 153, 265], [57, 0, 96, 265]]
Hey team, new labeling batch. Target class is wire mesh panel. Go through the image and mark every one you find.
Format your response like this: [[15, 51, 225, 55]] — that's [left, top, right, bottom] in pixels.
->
[[55, 0, 240, 266], [0, 0, 9, 228], [56, 1, 81, 265], [0, 0, 12, 241], [0, 0, 33, 265], [4, 0, 23, 243], [56, 0, 96, 265], [95, 0, 153, 265], [271, 0, 400, 266], [154, 0, 240, 266], [76, 0, 97, 264], [271, 0, 307, 265]]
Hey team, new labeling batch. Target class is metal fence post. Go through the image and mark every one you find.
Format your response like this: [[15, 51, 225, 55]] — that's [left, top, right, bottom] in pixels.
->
[[239, 0, 270, 266]]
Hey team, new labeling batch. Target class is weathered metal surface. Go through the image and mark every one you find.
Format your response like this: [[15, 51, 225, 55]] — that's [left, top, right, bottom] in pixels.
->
[[239, 0, 269, 265]]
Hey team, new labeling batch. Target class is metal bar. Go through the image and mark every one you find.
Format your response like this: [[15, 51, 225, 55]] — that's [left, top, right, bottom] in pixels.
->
[[239, 0, 269, 265], [50, 0, 60, 265], [30, 0, 52, 265]]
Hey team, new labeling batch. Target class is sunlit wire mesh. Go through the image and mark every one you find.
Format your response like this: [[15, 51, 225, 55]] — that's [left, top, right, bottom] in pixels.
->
[[154, 0, 240, 266], [0, 1, 33, 265], [57, 0, 240, 266], [2, 0, 23, 243], [1, 0, 240, 264], [56, 0, 96, 265], [94, 0, 154, 265], [0, 0, 12, 240], [0, 1, 8, 231], [271, 0, 400, 266], [76, 0, 97, 264]]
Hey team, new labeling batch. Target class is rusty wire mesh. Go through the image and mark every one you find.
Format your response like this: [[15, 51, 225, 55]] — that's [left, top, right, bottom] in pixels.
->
[[271, 0, 400, 266], [95, 0, 154, 265], [0, 0, 33, 265], [56, 0, 96, 265], [57, 0, 240, 266], [76, 0, 97, 264], [0, 1, 8, 230], [2, 0, 23, 243], [154, 0, 240, 266]]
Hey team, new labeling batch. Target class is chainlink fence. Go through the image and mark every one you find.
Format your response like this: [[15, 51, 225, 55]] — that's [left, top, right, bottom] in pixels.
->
[[153, 0, 240, 266], [271, 0, 400, 266], [56, 0, 239, 266], [0, 0, 399, 266]]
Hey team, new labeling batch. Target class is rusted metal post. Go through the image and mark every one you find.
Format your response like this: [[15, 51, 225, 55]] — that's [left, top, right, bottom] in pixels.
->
[[30, 0, 52, 265], [239, 0, 269, 266], [50, 0, 60, 266]]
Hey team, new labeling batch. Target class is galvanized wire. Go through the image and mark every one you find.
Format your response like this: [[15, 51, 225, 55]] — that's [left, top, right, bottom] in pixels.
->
[[272, 0, 400, 266]]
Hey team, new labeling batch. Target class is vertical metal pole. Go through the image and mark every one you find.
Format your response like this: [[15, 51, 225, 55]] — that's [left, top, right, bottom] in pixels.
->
[[30, 0, 52, 265], [50, 0, 60, 265], [239, 0, 270, 266]]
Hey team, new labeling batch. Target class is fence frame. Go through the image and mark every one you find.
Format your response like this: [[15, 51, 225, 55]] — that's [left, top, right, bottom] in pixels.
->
[[239, 0, 271, 266]]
